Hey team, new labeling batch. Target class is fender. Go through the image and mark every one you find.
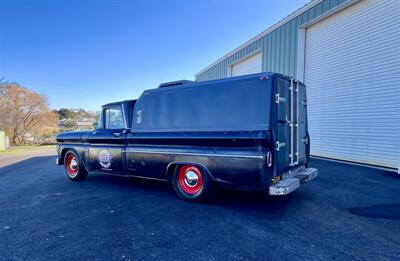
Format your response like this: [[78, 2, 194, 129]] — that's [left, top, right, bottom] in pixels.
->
[[166, 161, 216, 182], [59, 145, 90, 172]]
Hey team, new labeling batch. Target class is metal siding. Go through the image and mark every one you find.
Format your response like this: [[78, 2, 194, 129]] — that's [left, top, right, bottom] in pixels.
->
[[268, 34, 273, 71], [304, 9, 310, 23], [270, 31, 277, 72], [322, 0, 329, 11], [288, 20, 294, 77], [305, 0, 400, 169], [284, 24, 290, 74], [196, 0, 343, 81], [276, 27, 281, 73], [279, 23, 286, 74]]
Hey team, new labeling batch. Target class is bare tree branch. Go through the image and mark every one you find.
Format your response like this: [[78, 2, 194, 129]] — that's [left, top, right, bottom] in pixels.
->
[[0, 82, 59, 144]]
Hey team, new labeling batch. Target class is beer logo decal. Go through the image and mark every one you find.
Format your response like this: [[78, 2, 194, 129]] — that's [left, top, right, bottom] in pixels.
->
[[98, 149, 112, 169]]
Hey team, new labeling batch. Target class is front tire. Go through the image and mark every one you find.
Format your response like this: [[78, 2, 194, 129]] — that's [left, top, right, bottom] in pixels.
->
[[64, 150, 88, 181], [172, 164, 215, 202]]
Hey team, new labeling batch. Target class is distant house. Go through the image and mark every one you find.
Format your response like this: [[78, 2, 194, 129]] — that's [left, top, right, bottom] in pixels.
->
[[0, 131, 7, 150], [75, 120, 94, 130], [59, 118, 95, 131]]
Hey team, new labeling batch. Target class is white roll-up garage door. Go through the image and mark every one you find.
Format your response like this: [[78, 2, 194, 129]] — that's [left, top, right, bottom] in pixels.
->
[[304, 0, 400, 170], [230, 52, 262, 77]]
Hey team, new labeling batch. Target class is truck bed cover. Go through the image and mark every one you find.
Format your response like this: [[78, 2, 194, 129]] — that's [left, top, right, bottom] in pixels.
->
[[133, 73, 275, 133]]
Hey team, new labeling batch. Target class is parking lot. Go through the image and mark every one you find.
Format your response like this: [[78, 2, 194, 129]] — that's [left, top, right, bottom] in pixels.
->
[[0, 151, 399, 260]]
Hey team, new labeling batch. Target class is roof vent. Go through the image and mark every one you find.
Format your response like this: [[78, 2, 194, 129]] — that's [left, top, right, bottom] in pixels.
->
[[158, 80, 194, 88]]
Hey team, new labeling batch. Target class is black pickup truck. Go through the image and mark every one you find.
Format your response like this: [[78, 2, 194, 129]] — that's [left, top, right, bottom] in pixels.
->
[[56, 73, 317, 202]]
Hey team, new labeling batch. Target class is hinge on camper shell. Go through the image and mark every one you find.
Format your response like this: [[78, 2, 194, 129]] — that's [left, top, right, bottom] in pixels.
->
[[275, 141, 286, 151], [293, 79, 298, 92], [275, 93, 286, 104], [301, 100, 308, 106], [301, 137, 309, 145]]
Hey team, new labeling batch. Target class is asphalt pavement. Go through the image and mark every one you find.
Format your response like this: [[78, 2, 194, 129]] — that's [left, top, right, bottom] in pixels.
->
[[0, 151, 399, 260]]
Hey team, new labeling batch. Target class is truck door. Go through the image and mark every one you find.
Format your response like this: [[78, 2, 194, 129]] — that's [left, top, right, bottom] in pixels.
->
[[87, 106, 126, 173], [297, 83, 308, 165], [275, 77, 307, 173], [275, 77, 291, 173]]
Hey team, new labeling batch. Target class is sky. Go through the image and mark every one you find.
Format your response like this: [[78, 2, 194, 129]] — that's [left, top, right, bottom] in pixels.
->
[[0, 0, 309, 111]]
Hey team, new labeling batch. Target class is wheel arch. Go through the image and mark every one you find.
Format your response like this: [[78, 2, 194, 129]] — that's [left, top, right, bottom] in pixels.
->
[[166, 161, 215, 182], [61, 147, 89, 172], [59, 148, 69, 165]]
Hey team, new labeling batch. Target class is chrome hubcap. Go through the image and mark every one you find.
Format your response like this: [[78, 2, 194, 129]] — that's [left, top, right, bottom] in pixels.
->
[[184, 170, 199, 187], [70, 159, 78, 170]]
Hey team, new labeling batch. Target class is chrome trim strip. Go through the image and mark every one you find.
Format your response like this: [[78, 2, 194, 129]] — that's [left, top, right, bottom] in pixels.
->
[[126, 149, 264, 159], [91, 171, 168, 181]]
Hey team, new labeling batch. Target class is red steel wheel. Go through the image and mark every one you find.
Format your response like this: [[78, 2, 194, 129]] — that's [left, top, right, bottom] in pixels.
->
[[66, 154, 79, 177], [63, 150, 88, 181], [178, 165, 204, 195]]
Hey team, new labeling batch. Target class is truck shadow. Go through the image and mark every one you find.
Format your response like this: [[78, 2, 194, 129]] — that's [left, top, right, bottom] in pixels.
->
[[0, 155, 300, 215], [212, 187, 304, 216], [87, 173, 300, 214]]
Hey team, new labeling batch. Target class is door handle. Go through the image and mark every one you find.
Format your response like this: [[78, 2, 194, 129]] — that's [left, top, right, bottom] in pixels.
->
[[112, 132, 122, 137]]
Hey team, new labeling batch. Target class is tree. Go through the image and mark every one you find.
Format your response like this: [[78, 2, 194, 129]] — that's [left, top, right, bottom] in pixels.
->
[[0, 80, 59, 145], [60, 120, 78, 132], [57, 108, 77, 120]]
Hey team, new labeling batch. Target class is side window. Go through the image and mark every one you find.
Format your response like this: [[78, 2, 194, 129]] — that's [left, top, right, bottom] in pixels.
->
[[104, 106, 125, 129]]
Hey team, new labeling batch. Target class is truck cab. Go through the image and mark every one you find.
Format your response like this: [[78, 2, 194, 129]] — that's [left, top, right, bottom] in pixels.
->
[[82, 100, 135, 173]]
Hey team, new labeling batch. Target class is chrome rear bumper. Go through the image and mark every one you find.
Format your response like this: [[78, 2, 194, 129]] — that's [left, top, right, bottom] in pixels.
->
[[269, 167, 318, 195]]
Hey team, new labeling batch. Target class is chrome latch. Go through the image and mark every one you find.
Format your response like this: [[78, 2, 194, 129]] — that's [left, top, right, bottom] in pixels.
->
[[275, 141, 286, 151], [301, 137, 309, 144], [275, 93, 286, 104]]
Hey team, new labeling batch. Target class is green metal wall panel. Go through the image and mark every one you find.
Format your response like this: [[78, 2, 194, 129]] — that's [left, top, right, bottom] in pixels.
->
[[196, 0, 349, 81]]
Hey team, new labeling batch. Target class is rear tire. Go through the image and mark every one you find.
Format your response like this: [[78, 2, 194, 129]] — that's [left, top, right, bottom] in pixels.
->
[[172, 164, 215, 202], [64, 150, 88, 181]]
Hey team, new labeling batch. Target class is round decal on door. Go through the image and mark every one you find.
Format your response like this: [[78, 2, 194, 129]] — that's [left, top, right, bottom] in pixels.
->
[[98, 149, 112, 169]]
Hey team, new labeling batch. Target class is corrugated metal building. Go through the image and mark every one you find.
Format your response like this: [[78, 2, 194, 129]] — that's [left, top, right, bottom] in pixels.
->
[[195, 0, 400, 172]]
